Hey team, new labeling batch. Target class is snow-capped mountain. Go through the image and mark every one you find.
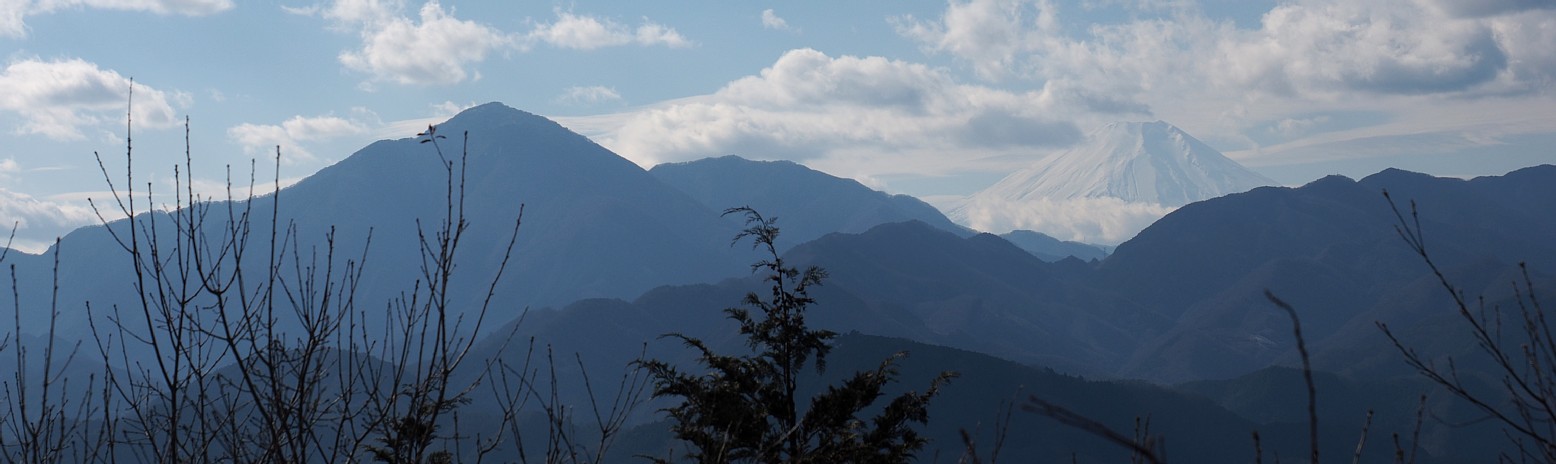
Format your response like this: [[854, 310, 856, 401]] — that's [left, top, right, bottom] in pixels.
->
[[950, 121, 1275, 244], [978, 121, 1275, 207]]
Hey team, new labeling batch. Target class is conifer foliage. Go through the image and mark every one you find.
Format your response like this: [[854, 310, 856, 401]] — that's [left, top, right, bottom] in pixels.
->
[[643, 207, 954, 463]]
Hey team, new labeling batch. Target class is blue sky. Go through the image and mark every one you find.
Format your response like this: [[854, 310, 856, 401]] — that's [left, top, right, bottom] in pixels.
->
[[0, 0, 1553, 251]]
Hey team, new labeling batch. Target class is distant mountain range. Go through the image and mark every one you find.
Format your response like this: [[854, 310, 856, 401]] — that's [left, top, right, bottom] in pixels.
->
[[1, 102, 1549, 462], [1100, 165, 1556, 382], [998, 229, 1109, 262]]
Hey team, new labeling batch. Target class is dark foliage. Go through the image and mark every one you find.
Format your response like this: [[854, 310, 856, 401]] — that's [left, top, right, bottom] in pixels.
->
[[641, 207, 953, 463]]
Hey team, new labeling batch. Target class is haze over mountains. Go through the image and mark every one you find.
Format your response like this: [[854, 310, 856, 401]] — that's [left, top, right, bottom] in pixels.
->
[[1, 102, 1550, 462], [952, 120, 1277, 244], [649, 155, 972, 248]]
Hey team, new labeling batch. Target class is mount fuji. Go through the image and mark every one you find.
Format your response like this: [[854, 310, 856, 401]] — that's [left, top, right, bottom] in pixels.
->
[[950, 121, 1275, 244]]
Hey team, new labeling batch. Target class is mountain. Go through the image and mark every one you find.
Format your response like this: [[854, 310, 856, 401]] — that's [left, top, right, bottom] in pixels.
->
[[20, 102, 751, 339], [469, 219, 1159, 395], [950, 121, 1275, 243], [1174, 366, 1505, 462], [998, 229, 1108, 262], [8, 99, 1552, 461], [606, 333, 1364, 463], [457, 163, 1556, 388], [1097, 165, 1556, 382], [274, 103, 748, 312], [972, 121, 1275, 207], [649, 155, 971, 248]]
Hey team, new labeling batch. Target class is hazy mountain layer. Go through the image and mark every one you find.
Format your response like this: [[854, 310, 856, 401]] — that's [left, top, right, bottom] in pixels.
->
[[650, 155, 971, 248], [998, 229, 1108, 261]]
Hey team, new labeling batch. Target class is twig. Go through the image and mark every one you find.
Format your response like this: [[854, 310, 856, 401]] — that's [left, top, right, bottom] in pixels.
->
[[1266, 289, 1318, 464]]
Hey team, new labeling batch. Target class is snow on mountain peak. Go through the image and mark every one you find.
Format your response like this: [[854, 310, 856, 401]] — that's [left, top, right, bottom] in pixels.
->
[[981, 120, 1274, 207], [947, 121, 1275, 244]]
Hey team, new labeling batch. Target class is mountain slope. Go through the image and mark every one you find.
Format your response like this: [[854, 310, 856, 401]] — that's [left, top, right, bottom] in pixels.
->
[[998, 229, 1108, 261], [277, 102, 746, 312], [27, 102, 750, 340], [1098, 165, 1556, 382], [650, 155, 970, 248], [975, 121, 1274, 206]]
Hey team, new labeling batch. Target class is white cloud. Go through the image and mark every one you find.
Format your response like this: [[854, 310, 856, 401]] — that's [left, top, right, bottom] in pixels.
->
[[429, 100, 476, 117], [1, 0, 232, 37], [1221, 1, 1510, 96], [0, 188, 96, 253], [892, 0, 1556, 171], [900, 0, 1554, 98], [228, 114, 368, 164], [892, 0, 1052, 81], [336, 1, 514, 86], [186, 175, 303, 203], [585, 48, 1090, 188], [555, 85, 622, 106], [761, 9, 791, 31], [0, 58, 180, 139], [313, 0, 397, 25], [1271, 115, 1331, 138], [524, 9, 691, 50], [950, 195, 1175, 244], [303, 2, 691, 86], [1423, 0, 1555, 18]]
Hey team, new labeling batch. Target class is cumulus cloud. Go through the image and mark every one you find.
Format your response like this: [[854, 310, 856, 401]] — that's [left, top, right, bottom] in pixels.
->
[[761, 9, 791, 31], [0, 58, 180, 139], [899, 0, 1551, 99], [588, 48, 1092, 186], [950, 195, 1175, 244], [331, 1, 514, 86], [890, 0, 1556, 170], [299, 2, 692, 86], [0, 0, 232, 37], [228, 114, 368, 164], [1490, 9, 1556, 87], [1424, 0, 1555, 18], [555, 85, 622, 106], [1227, 1, 1511, 96], [523, 8, 691, 49], [0, 188, 96, 253], [892, 0, 1051, 81]]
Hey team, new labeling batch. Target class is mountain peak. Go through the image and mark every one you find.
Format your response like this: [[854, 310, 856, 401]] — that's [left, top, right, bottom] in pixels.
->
[[436, 102, 571, 136], [971, 120, 1276, 207], [949, 120, 1278, 243]]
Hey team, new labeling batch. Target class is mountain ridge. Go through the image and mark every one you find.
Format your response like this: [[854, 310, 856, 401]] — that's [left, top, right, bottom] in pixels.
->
[[649, 155, 971, 248]]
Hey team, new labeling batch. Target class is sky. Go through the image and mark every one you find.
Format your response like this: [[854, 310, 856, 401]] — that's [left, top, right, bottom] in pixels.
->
[[0, 0, 1553, 251]]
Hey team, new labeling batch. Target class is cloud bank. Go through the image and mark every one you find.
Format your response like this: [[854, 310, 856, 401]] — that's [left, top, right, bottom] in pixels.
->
[[524, 9, 690, 50], [593, 48, 1100, 185], [895, 0, 1554, 98], [299, 1, 691, 86], [0, 58, 181, 139], [951, 195, 1175, 245], [0, 0, 232, 37], [228, 114, 369, 164], [0, 187, 96, 253]]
